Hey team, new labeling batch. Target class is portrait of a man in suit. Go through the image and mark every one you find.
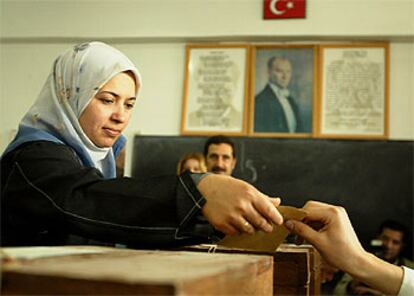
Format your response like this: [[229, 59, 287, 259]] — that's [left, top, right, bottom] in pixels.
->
[[253, 48, 314, 134]]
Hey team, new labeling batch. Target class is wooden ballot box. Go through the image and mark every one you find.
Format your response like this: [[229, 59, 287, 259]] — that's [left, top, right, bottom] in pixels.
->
[[179, 244, 321, 296], [1, 246, 273, 295], [274, 244, 321, 296]]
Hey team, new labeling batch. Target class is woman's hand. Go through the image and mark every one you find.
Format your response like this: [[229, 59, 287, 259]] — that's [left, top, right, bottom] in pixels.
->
[[197, 174, 283, 235], [284, 201, 404, 296], [284, 201, 366, 273]]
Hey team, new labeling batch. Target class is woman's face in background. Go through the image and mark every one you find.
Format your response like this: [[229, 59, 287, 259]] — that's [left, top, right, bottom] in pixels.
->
[[79, 72, 137, 148], [182, 158, 204, 173]]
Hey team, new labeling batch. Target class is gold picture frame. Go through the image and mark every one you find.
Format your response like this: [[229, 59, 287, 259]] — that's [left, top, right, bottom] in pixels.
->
[[316, 43, 389, 139], [249, 44, 318, 138], [180, 44, 250, 136]]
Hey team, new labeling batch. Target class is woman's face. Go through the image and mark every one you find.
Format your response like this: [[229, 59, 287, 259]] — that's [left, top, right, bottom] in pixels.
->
[[182, 158, 203, 173], [79, 72, 137, 148]]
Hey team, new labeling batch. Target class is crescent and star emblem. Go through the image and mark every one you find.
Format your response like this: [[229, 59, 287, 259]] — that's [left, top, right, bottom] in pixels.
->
[[269, 0, 295, 15]]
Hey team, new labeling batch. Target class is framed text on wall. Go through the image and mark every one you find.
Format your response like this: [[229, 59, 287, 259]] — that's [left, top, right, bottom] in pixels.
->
[[316, 43, 389, 139], [180, 44, 250, 136]]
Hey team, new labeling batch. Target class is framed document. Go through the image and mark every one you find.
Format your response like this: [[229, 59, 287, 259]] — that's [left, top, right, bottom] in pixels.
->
[[181, 44, 249, 135], [250, 45, 317, 137], [316, 43, 389, 139]]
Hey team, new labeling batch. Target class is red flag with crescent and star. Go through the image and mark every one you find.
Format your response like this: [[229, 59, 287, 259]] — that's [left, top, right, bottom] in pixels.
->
[[263, 0, 306, 19]]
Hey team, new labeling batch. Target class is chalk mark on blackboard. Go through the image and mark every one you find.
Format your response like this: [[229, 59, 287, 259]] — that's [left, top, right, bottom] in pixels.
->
[[245, 159, 258, 183]]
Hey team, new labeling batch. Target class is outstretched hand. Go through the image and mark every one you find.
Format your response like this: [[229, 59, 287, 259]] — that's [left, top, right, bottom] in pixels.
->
[[197, 174, 283, 235], [284, 201, 404, 296], [284, 201, 366, 274]]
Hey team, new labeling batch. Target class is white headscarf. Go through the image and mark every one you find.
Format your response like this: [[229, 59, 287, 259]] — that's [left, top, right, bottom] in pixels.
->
[[7, 41, 141, 178]]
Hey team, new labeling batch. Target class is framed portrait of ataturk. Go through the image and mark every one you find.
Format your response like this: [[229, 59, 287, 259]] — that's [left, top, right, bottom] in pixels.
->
[[181, 44, 250, 135], [316, 43, 389, 139], [250, 44, 317, 137]]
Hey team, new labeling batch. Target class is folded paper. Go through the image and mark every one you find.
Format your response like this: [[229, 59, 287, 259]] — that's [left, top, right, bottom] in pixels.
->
[[217, 205, 307, 252]]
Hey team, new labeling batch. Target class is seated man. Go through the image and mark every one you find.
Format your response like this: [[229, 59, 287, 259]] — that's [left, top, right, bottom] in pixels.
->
[[334, 219, 414, 295], [203, 135, 236, 176]]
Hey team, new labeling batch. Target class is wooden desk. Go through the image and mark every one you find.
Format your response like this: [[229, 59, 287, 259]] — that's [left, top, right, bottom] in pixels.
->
[[1, 246, 273, 295], [179, 244, 321, 296]]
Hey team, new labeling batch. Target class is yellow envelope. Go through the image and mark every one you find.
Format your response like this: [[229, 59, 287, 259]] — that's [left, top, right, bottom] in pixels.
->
[[217, 205, 307, 252]]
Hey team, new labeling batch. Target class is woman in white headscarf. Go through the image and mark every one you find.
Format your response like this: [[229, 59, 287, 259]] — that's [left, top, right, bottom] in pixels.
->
[[1, 42, 283, 247], [4, 42, 136, 179]]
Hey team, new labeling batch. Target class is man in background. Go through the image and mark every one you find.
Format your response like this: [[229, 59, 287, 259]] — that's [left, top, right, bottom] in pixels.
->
[[203, 135, 236, 176], [375, 220, 414, 267], [254, 56, 302, 133], [334, 219, 414, 295]]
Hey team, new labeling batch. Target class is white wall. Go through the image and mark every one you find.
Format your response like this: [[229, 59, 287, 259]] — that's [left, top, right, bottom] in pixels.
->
[[1, 0, 413, 175], [2, 0, 413, 39]]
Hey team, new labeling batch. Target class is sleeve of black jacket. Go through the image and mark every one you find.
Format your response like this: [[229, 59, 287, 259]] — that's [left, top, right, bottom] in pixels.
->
[[1, 141, 221, 247]]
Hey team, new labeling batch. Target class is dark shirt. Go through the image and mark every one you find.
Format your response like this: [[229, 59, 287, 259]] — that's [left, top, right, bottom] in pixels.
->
[[1, 141, 219, 248]]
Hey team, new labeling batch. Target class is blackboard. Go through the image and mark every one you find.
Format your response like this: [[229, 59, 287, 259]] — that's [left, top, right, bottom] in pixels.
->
[[131, 135, 413, 258]]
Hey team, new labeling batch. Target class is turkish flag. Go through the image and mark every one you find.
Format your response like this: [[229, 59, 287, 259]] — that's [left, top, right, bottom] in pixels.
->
[[263, 0, 306, 19]]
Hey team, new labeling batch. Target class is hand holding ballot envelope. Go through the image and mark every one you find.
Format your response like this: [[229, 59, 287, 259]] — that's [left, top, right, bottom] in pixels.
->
[[284, 201, 365, 272], [215, 200, 414, 296], [218, 205, 307, 252], [285, 201, 413, 296], [197, 174, 284, 236]]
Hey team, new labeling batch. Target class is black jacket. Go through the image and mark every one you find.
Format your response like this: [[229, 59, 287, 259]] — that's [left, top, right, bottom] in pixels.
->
[[1, 141, 219, 247], [254, 84, 303, 133]]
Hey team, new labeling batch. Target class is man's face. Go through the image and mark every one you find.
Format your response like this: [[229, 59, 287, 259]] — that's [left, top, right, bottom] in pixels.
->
[[379, 228, 404, 262], [206, 143, 236, 175], [268, 58, 292, 89]]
